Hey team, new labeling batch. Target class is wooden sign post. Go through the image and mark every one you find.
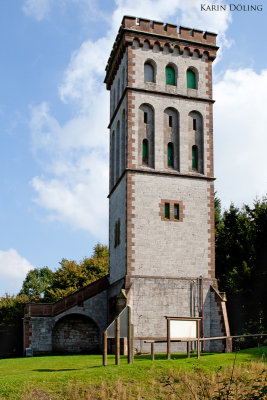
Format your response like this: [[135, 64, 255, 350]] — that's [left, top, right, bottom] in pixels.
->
[[103, 306, 134, 366], [166, 317, 202, 359]]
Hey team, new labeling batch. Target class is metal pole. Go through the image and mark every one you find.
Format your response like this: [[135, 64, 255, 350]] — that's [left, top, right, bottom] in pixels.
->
[[115, 316, 120, 365], [151, 342, 154, 361], [167, 318, 171, 359], [103, 330, 107, 366]]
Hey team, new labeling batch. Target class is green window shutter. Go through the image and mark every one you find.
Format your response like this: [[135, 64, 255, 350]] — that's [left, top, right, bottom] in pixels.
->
[[168, 143, 174, 167], [142, 139, 148, 164], [174, 204, 180, 220], [192, 145, 198, 169], [166, 66, 175, 85], [165, 203, 170, 219], [187, 69, 196, 89]]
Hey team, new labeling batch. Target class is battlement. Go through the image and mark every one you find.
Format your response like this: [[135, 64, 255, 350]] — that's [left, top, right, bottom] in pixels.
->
[[105, 16, 218, 88], [122, 16, 217, 46]]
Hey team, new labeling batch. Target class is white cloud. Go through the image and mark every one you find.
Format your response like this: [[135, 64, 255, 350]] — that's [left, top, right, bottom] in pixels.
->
[[214, 68, 267, 209], [22, 0, 51, 21], [29, 0, 233, 239], [0, 249, 34, 296]]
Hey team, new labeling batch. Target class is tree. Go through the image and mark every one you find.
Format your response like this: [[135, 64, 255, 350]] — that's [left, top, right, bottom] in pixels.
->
[[45, 244, 109, 301], [19, 267, 54, 300], [215, 196, 267, 334]]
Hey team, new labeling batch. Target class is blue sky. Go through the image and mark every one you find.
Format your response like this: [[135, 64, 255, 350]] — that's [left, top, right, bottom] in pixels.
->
[[0, 0, 266, 296]]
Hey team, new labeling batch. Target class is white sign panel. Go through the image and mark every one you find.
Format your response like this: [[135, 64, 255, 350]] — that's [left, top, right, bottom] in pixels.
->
[[170, 320, 197, 339]]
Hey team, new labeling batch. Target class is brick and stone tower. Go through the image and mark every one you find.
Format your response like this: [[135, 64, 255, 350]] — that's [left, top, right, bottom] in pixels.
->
[[105, 16, 230, 352]]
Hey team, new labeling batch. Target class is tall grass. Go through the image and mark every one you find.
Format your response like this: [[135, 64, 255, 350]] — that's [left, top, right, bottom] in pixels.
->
[[13, 361, 266, 400]]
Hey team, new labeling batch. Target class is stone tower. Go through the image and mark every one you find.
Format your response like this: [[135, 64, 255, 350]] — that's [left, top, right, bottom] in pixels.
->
[[105, 16, 230, 352]]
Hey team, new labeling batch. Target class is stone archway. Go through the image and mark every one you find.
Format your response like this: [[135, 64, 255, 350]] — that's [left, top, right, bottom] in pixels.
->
[[52, 313, 100, 354]]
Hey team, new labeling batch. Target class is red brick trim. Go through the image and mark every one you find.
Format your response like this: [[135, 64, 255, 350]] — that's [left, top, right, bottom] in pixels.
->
[[207, 182, 215, 279], [205, 102, 214, 178], [159, 199, 185, 222], [126, 172, 136, 276], [205, 60, 213, 98], [24, 320, 32, 349]]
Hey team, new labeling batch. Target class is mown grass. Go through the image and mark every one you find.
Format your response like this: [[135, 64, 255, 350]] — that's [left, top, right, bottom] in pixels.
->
[[0, 347, 266, 399]]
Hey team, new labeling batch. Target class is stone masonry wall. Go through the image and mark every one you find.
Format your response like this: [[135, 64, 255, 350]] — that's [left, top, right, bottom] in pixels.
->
[[131, 173, 212, 278], [128, 277, 225, 353], [109, 175, 127, 284], [27, 289, 108, 354], [53, 315, 99, 353]]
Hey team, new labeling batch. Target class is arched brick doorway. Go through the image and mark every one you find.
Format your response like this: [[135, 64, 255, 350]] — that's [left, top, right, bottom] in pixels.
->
[[52, 314, 100, 354]]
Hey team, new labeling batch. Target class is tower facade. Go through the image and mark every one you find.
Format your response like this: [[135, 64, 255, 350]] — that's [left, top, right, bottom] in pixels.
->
[[105, 16, 230, 352]]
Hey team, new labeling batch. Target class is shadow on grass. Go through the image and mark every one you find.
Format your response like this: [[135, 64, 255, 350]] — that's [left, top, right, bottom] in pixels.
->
[[32, 368, 81, 372]]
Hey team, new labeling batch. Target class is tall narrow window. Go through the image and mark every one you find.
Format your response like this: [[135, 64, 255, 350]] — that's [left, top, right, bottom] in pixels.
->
[[166, 66, 175, 85], [142, 139, 148, 165], [187, 69, 196, 89], [114, 220, 120, 247], [165, 203, 170, 219], [174, 204, 180, 220], [192, 145, 198, 170], [169, 115, 173, 127], [168, 142, 174, 167], [144, 61, 155, 82], [144, 112, 148, 123], [193, 118, 197, 131]]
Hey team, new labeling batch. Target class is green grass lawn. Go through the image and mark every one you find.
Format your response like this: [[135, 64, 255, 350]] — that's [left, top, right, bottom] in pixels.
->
[[0, 347, 266, 399]]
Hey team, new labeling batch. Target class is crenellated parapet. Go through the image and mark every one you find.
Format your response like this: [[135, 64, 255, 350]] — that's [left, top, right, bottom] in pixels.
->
[[122, 16, 217, 45], [105, 16, 218, 90]]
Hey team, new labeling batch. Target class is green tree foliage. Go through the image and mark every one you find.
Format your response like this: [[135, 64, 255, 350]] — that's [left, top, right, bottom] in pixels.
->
[[0, 294, 30, 326], [19, 267, 54, 300], [45, 243, 109, 302], [215, 196, 267, 335]]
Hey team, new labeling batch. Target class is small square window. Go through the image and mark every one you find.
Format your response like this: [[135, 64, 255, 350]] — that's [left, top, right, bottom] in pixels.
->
[[169, 115, 172, 127], [174, 204, 180, 220], [165, 203, 170, 219], [144, 112, 148, 124], [193, 118, 197, 131]]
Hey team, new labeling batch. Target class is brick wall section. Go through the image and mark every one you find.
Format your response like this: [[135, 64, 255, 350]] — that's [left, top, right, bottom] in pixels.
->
[[126, 172, 136, 279], [127, 45, 137, 170], [24, 319, 32, 348], [205, 61, 213, 98], [207, 182, 216, 279], [205, 103, 214, 178], [52, 315, 99, 353]]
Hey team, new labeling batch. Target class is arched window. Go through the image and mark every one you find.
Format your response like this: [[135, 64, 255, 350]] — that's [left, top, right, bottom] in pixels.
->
[[142, 139, 149, 165], [144, 61, 155, 82], [116, 121, 120, 180], [192, 145, 198, 170], [187, 69, 196, 89], [168, 142, 174, 167], [139, 104, 154, 168], [166, 66, 175, 85], [164, 108, 180, 171]]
